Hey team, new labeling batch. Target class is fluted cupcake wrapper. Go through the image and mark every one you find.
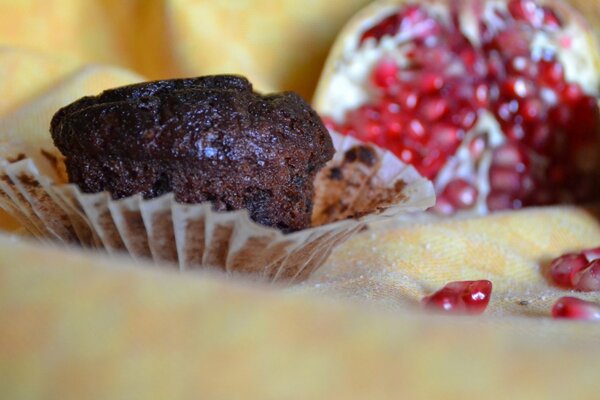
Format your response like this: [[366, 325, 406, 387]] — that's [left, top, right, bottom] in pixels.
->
[[0, 132, 435, 283]]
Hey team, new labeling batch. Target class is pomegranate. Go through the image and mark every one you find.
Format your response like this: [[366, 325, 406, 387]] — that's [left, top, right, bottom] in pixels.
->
[[548, 247, 600, 291], [422, 279, 493, 314], [315, 0, 600, 214], [552, 296, 600, 321]]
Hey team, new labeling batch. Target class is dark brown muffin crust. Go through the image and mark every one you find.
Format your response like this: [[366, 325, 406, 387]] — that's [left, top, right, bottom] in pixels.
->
[[50, 75, 334, 232]]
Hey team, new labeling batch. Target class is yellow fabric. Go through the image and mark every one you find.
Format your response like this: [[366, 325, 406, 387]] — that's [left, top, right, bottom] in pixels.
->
[[1, 209, 600, 399], [0, 0, 372, 99], [0, 0, 599, 398]]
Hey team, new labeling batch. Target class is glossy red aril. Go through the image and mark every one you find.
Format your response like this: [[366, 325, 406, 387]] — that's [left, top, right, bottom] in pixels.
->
[[422, 280, 493, 314], [441, 178, 478, 209], [323, 0, 600, 215], [573, 260, 600, 292], [548, 253, 588, 288], [582, 247, 600, 262], [548, 248, 600, 291], [372, 59, 399, 89], [552, 297, 600, 321]]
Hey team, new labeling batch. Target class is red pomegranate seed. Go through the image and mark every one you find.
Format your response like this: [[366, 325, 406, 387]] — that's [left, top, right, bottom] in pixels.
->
[[423, 280, 493, 315], [520, 98, 544, 121], [420, 150, 447, 179], [506, 124, 526, 140], [540, 87, 558, 105], [502, 77, 533, 98], [418, 72, 444, 93], [496, 100, 519, 121], [492, 143, 528, 167], [486, 52, 506, 81], [398, 147, 416, 164], [548, 253, 589, 288], [429, 124, 463, 151], [486, 191, 514, 211], [372, 59, 399, 88], [475, 83, 489, 106], [489, 166, 522, 193], [573, 260, 600, 292], [539, 59, 564, 84], [509, 56, 530, 74], [432, 195, 455, 215], [386, 121, 403, 137], [469, 136, 486, 158], [364, 120, 384, 141], [508, 0, 544, 28], [322, 116, 336, 131], [443, 179, 478, 209], [397, 88, 419, 110], [404, 4, 429, 26], [552, 297, 600, 321], [549, 104, 572, 126], [542, 7, 562, 29], [518, 174, 535, 197], [530, 124, 551, 151], [406, 119, 426, 139], [583, 247, 600, 262], [460, 47, 485, 75], [421, 97, 448, 121], [561, 83, 584, 104], [490, 29, 530, 58], [453, 108, 477, 130]]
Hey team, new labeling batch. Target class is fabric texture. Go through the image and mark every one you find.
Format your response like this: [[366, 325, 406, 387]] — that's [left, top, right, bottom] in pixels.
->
[[0, 0, 599, 398]]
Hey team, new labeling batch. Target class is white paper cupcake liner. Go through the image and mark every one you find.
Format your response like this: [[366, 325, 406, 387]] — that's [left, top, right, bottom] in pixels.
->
[[0, 132, 435, 283]]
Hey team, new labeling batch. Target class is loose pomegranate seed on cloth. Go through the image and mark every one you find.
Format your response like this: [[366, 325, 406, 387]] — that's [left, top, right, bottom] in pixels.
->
[[315, 0, 600, 215], [547, 247, 600, 291], [552, 297, 600, 321], [422, 280, 493, 314], [548, 253, 589, 288]]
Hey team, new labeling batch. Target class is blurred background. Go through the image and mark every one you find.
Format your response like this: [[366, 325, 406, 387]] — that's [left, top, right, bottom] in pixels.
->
[[0, 0, 381, 102]]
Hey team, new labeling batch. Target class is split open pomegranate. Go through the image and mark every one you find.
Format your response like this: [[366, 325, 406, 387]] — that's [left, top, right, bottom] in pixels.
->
[[315, 0, 600, 214]]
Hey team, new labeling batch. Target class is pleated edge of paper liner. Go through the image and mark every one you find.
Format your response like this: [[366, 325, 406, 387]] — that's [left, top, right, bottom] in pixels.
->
[[0, 131, 435, 283]]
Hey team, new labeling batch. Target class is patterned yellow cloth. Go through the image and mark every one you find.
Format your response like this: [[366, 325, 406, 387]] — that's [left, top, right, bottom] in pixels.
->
[[0, 0, 600, 398]]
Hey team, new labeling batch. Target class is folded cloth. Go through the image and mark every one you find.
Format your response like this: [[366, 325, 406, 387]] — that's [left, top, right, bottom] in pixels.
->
[[0, 1, 599, 398], [1, 206, 599, 399], [0, 0, 376, 100]]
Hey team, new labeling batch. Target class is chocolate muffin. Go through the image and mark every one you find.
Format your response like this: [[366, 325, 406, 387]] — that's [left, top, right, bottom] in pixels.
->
[[50, 75, 334, 232]]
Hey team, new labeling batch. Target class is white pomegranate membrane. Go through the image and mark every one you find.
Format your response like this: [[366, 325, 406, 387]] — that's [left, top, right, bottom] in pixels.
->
[[322, 0, 600, 214]]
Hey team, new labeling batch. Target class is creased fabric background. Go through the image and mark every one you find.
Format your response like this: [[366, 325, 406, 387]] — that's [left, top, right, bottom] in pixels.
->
[[0, 0, 600, 399]]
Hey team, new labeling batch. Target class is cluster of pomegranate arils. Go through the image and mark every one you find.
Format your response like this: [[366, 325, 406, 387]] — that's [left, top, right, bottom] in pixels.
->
[[423, 245, 600, 320], [548, 246, 600, 291], [324, 0, 600, 214], [549, 247, 600, 321], [547, 246, 600, 320]]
